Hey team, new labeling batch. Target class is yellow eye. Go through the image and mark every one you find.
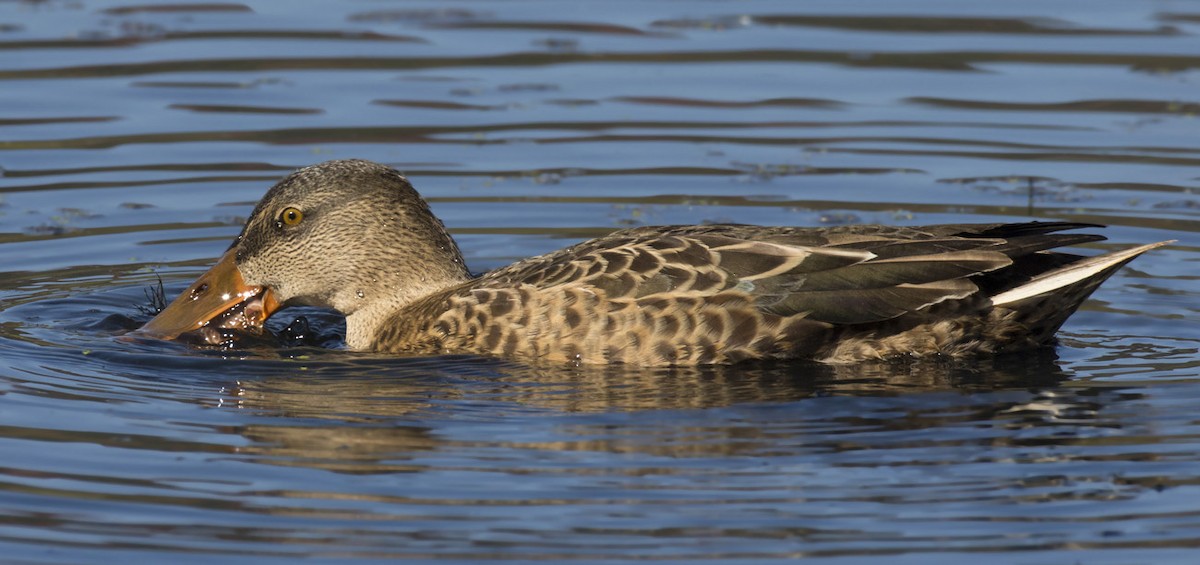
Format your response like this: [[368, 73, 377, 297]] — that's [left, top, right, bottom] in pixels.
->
[[279, 207, 303, 226]]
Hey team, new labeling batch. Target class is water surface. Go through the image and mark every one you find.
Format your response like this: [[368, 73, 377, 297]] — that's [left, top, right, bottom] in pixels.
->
[[2, 0, 1200, 563]]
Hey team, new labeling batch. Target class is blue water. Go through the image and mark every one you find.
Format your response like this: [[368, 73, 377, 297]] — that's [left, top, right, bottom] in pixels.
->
[[2, 1, 1199, 563]]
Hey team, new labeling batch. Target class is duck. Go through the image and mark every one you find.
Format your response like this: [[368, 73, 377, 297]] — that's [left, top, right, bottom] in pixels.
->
[[138, 159, 1170, 365]]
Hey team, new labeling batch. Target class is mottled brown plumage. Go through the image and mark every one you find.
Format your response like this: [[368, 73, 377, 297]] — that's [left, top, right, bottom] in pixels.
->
[[140, 159, 1170, 366]]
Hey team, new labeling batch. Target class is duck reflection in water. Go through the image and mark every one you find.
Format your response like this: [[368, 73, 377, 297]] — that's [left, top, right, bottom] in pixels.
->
[[225, 350, 1074, 473]]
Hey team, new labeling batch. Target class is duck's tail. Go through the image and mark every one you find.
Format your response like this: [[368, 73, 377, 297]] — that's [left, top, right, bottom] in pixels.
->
[[989, 240, 1173, 342]]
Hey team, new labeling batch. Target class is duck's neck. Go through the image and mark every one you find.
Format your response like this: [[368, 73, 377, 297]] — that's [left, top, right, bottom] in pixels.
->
[[341, 250, 472, 351], [336, 176, 474, 350]]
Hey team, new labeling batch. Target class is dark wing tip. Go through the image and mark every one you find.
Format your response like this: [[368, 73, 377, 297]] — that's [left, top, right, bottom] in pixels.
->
[[956, 221, 1106, 239]]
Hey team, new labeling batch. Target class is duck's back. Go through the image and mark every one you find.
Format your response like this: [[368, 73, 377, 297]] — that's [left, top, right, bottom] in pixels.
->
[[374, 222, 1159, 365]]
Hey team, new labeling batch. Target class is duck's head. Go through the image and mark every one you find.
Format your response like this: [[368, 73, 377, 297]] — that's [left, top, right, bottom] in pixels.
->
[[138, 159, 470, 345]]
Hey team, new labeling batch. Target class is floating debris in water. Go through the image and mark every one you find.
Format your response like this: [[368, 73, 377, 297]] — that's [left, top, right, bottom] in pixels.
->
[[136, 275, 167, 317]]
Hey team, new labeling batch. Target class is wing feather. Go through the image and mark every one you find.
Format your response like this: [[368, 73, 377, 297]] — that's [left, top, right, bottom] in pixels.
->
[[476, 222, 1111, 328]]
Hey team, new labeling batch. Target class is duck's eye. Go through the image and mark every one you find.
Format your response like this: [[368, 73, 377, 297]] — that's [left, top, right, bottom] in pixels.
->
[[279, 207, 304, 226]]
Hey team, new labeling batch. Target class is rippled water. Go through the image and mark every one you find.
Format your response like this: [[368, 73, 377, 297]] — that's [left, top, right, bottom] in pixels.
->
[[2, 0, 1200, 562]]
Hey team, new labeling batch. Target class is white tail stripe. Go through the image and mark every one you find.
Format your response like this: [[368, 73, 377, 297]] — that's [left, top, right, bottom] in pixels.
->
[[991, 241, 1172, 306]]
